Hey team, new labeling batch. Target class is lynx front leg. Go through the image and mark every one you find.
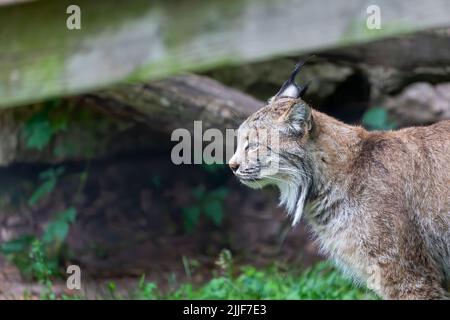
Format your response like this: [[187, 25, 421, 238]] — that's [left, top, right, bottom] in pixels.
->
[[368, 259, 449, 300], [362, 208, 449, 300]]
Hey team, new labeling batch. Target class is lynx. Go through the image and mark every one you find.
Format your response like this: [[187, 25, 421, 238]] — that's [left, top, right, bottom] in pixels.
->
[[229, 62, 450, 299]]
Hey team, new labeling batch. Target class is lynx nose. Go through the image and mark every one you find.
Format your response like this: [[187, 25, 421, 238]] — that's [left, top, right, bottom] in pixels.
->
[[229, 161, 240, 172]]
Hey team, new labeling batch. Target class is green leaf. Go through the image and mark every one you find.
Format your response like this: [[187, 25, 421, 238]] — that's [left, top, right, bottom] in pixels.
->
[[58, 207, 77, 223], [29, 167, 65, 206], [362, 107, 396, 131], [38, 166, 63, 180], [182, 206, 201, 233], [42, 207, 77, 244], [42, 221, 69, 244], [203, 199, 223, 226], [23, 117, 53, 151], [22, 100, 68, 151], [0, 235, 35, 254], [28, 179, 56, 206]]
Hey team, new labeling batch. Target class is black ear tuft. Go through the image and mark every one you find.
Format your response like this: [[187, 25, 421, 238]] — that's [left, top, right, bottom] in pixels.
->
[[298, 81, 311, 98], [274, 56, 314, 99]]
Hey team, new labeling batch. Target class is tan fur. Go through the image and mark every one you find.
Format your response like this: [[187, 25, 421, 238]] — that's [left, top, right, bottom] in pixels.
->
[[229, 97, 450, 300]]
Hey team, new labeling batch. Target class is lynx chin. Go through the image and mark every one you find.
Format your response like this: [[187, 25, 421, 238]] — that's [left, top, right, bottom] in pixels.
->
[[228, 61, 450, 300]]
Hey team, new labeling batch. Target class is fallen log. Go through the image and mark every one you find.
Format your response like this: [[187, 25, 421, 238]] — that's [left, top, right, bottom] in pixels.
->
[[86, 74, 263, 134]]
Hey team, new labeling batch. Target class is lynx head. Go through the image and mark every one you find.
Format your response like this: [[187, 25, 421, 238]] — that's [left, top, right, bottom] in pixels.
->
[[229, 61, 314, 225]]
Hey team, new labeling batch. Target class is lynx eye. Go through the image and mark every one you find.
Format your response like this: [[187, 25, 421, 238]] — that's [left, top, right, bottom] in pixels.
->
[[246, 142, 259, 151]]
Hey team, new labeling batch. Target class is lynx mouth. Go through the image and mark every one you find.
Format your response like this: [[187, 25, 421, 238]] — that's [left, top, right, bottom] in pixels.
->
[[239, 177, 261, 185], [238, 176, 262, 182], [237, 176, 272, 189]]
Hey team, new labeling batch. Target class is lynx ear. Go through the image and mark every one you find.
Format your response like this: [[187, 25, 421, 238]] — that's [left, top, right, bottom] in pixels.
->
[[283, 103, 312, 133]]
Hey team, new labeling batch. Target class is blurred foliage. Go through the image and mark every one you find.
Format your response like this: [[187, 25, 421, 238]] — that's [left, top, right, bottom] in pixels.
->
[[362, 107, 397, 131], [27, 240, 57, 300], [125, 260, 378, 300], [2, 239, 58, 299], [134, 275, 158, 300], [182, 186, 229, 233], [41, 207, 77, 246], [163, 262, 377, 300], [1, 161, 78, 279], [28, 166, 65, 206], [36, 254, 378, 300], [22, 100, 69, 151], [0, 207, 77, 279], [21, 98, 101, 158], [85, 250, 378, 300], [1, 99, 79, 281]]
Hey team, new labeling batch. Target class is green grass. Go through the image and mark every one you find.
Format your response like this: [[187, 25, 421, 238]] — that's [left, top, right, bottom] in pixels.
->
[[132, 262, 378, 300], [1, 216, 378, 300]]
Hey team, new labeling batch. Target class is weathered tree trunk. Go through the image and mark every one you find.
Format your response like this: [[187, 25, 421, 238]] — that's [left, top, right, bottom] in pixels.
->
[[86, 74, 263, 134]]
